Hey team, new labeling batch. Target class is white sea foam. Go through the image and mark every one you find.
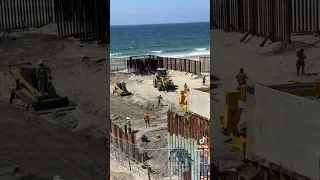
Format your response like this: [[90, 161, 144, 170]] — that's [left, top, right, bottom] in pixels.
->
[[150, 50, 163, 53], [194, 48, 207, 51]]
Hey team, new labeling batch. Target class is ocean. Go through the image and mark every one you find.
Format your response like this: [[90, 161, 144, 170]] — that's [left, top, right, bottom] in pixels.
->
[[110, 22, 210, 58]]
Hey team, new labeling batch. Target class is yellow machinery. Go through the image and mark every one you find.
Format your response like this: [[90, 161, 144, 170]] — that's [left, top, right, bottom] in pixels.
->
[[179, 87, 210, 111], [153, 68, 175, 92], [220, 81, 320, 153], [8, 63, 75, 115], [112, 81, 132, 96], [179, 90, 188, 110]]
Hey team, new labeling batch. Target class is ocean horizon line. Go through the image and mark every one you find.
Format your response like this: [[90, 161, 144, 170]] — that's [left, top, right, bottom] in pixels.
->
[[110, 21, 209, 27]]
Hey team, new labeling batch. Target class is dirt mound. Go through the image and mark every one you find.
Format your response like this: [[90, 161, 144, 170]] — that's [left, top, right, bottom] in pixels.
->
[[264, 41, 319, 55]]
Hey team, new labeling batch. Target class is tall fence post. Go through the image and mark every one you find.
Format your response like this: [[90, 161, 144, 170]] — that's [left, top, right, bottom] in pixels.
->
[[285, 0, 291, 42]]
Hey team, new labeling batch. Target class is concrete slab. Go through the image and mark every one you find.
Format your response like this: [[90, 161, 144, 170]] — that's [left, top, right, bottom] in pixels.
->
[[249, 84, 320, 179]]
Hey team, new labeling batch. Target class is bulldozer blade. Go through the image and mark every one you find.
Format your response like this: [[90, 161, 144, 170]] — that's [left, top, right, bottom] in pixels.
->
[[30, 97, 75, 115], [120, 92, 132, 96]]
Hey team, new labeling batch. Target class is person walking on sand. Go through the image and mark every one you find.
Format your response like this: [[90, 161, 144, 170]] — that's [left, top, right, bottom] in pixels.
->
[[156, 95, 163, 105], [236, 68, 249, 90], [296, 48, 307, 76], [202, 77, 206, 86], [144, 112, 151, 127]]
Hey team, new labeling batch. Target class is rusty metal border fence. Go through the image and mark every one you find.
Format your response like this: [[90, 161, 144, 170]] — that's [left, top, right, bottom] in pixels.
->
[[291, 0, 320, 34], [158, 57, 202, 75], [110, 121, 145, 162], [111, 55, 202, 75], [110, 58, 127, 72], [211, 0, 320, 46], [0, 0, 109, 44], [0, 0, 55, 30], [55, 0, 109, 44], [167, 111, 210, 179], [167, 111, 210, 148]]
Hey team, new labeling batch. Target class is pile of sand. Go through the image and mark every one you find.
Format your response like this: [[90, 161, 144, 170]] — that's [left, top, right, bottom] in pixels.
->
[[0, 32, 110, 138]]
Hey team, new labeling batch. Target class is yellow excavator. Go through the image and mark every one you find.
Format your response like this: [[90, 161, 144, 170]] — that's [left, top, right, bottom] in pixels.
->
[[112, 81, 132, 96], [7, 63, 75, 115], [220, 80, 320, 153], [153, 68, 175, 92]]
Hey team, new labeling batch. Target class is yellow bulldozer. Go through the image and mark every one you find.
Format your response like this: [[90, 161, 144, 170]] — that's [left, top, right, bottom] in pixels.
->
[[153, 68, 175, 92], [7, 63, 75, 115]]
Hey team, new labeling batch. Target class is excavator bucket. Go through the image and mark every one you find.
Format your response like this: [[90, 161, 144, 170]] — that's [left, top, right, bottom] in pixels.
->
[[30, 96, 75, 115], [12, 90, 75, 115]]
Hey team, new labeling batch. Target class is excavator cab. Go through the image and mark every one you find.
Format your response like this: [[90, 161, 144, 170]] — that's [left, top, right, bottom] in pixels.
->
[[8, 63, 75, 115], [153, 68, 175, 92], [156, 69, 167, 77], [20, 66, 54, 93]]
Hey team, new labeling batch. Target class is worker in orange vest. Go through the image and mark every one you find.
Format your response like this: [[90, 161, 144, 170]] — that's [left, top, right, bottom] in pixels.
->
[[143, 112, 150, 127], [155, 134, 161, 141]]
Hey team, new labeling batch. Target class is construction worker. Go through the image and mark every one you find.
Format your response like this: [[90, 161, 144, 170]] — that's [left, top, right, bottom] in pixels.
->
[[144, 112, 150, 127], [184, 83, 188, 92], [202, 77, 206, 86], [141, 135, 148, 147], [156, 95, 163, 105], [236, 68, 249, 90], [126, 117, 132, 133], [296, 48, 306, 75], [36, 59, 47, 94], [120, 80, 126, 91]]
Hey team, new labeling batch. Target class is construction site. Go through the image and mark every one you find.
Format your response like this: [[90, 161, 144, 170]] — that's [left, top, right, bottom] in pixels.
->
[[110, 55, 210, 179], [211, 0, 320, 179], [0, 0, 110, 179]]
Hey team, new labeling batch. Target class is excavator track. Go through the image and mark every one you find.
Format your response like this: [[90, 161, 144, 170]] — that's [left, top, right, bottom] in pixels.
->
[[12, 90, 74, 115]]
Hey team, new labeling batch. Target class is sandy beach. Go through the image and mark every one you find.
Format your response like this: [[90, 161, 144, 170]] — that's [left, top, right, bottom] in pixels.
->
[[110, 56, 210, 179], [0, 24, 109, 179], [210, 29, 320, 175]]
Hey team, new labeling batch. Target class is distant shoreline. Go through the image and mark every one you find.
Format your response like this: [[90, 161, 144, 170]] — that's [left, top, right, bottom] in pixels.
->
[[110, 21, 209, 27]]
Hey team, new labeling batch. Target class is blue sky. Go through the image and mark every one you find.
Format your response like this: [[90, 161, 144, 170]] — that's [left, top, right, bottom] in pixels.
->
[[111, 0, 209, 25]]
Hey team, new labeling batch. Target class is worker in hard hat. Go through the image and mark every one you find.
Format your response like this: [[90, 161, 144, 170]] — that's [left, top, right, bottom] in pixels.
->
[[126, 117, 132, 133], [143, 112, 150, 127], [36, 59, 47, 94]]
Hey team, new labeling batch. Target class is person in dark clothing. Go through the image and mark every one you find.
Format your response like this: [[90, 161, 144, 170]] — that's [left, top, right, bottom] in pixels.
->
[[141, 135, 148, 147], [126, 117, 132, 133], [236, 68, 249, 90], [36, 59, 47, 94], [296, 48, 307, 76], [202, 77, 206, 86], [156, 95, 163, 105]]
